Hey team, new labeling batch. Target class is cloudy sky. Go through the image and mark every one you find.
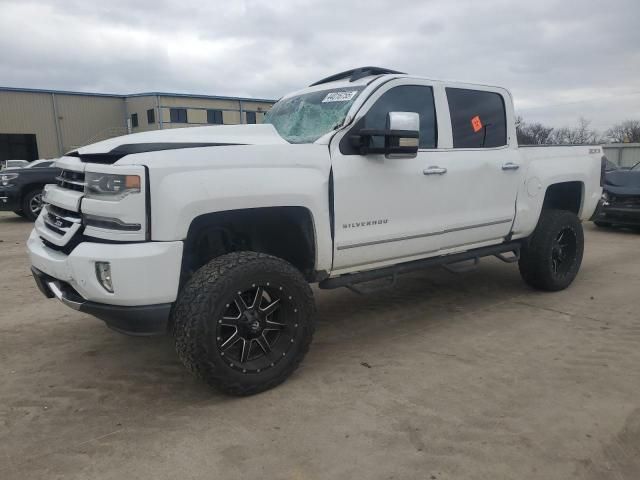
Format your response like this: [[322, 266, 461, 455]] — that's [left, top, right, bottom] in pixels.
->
[[1, 0, 639, 131]]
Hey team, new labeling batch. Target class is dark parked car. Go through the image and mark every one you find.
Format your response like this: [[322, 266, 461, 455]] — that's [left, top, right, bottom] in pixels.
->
[[594, 161, 640, 229], [0, 160, 60, 221]]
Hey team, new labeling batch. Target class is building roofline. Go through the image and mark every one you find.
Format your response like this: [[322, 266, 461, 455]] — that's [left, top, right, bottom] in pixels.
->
[[0, 86, 125, 98], [0, 86, 276, 103], [127, 92, 276, 103]]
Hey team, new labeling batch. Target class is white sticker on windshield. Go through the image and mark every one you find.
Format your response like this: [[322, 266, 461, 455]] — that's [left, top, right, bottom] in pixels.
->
[[322, 91, 358, 103]]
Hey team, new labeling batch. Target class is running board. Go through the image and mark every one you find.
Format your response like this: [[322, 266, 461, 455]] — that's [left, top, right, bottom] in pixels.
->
[[319, 241, 521, 291]]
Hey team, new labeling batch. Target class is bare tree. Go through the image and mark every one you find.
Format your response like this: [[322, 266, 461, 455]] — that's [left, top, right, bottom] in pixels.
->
[[516, 116, 603, 145], [549, 117, 600, 145], [605, 120, 640, 143], [516, 116, 555, 145]]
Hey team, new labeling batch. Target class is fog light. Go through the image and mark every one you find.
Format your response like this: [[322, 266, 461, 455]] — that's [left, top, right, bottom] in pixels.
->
[[95, 262, 114, 293]]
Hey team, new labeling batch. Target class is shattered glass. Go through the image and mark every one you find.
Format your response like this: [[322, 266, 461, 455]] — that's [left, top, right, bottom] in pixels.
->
[[264, 87, 364, 144]]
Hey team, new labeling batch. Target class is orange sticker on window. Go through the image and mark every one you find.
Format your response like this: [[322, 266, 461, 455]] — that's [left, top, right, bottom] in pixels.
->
[[471, 115, 483, 133]]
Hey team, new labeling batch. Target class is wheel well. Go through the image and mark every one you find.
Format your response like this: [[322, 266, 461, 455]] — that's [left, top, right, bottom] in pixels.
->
[[21, 184, 45, 201], [542, 182, 583, 215], [181, 207, 316, 285]]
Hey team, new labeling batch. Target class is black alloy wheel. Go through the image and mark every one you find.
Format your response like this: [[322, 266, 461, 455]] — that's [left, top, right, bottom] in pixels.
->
[[216, 284, 299, 373], [550, 228, 578, 277], [519, 209, 584, 291], [173, 251, 315, 395]]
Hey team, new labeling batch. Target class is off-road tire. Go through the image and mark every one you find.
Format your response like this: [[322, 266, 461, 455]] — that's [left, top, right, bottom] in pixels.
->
[[519, 209, 584, 292], [173, 251, 315, 396], [21, 188, 44, 221]]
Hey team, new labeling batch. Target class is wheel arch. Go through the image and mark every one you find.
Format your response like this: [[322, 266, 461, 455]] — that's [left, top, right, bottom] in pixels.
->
[[180, 206, 319, 286], [542, 181, 585, 216]]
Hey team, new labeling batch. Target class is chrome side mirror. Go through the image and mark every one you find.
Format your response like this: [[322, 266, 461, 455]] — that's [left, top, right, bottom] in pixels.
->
[[349, 111, 420, 158]]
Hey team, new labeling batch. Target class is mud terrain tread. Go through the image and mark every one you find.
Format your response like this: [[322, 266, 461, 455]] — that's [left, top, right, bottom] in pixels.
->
[[173, 251, 314, 396], [518, 209, 584, 292]]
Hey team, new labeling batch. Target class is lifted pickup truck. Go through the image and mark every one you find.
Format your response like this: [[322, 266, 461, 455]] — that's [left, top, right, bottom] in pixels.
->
[[28, 67, 604, 395]]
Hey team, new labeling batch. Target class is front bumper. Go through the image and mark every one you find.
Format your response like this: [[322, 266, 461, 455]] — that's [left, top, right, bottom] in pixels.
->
[[31, 267, 172, 335], [593, 202, 640, 227], [0, 186, 20, 211], [27, 230, 184, 335]]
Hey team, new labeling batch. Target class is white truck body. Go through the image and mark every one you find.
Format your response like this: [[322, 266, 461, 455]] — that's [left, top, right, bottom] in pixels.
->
[[28, 69, 602, 320]]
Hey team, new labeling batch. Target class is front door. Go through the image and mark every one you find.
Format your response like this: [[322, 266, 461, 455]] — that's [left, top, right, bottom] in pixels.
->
[[330, 81, 445, 273]]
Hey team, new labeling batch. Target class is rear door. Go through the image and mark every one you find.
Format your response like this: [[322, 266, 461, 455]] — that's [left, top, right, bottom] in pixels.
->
[[435, 86, 523, 251]]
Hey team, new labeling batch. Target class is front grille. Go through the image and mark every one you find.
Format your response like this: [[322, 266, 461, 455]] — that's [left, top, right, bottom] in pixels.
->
[[56, 169, 86, 192], [609, 195, 640, 207], [43, 204, 82, 236]]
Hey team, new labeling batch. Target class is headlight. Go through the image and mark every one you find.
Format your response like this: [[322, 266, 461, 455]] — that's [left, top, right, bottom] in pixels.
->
[[85, 172, 141, 201], [1, 173, 18, 186]]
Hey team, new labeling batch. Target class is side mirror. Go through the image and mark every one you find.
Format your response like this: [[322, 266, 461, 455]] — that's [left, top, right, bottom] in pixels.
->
[[350, 112, 420, 158]]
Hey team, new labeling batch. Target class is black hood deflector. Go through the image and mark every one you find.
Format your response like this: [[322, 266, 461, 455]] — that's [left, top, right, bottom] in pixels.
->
[[68, 142, 243, 164]]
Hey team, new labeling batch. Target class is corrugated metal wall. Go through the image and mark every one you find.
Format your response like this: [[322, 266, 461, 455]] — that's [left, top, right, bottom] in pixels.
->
[[1, 89, 276, 158], [55, 94, 126, 152], [0, 91, 60, 159], [603, 144, 640, 168]]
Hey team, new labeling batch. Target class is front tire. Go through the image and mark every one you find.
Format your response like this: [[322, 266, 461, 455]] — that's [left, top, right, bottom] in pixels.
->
[[21, 189, 44, 221], [519, 209, 584, 291], [173, 251, 315, 396]]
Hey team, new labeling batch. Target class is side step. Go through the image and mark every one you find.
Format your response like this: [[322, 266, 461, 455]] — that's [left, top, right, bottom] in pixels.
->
[[319, 241, 521, 291]]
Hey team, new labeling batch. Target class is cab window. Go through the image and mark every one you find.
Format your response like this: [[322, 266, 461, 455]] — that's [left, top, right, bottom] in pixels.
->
[[362, 85, 437, 149], [446, 88, 507, 148]]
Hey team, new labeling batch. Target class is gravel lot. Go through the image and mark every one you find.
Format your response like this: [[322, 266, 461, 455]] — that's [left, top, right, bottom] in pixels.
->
[[1, 211, 639, 480]]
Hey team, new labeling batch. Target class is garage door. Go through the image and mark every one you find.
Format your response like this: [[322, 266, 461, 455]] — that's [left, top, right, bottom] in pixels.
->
[[0, 133, 39, 161]]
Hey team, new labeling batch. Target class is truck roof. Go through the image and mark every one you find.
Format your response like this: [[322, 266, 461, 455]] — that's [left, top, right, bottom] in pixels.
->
[[301, 66, 511, 98]]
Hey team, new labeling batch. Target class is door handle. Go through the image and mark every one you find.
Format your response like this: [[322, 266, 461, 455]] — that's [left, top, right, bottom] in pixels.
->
[[502, 162, 520, 171], [423, 166, 447, 175]]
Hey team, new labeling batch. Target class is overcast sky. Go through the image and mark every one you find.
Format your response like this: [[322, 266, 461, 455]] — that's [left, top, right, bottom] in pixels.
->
[[1, 0, 639, 131]]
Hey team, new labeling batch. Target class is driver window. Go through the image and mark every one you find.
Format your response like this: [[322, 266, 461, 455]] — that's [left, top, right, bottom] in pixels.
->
[[363, 85, 437, 149]]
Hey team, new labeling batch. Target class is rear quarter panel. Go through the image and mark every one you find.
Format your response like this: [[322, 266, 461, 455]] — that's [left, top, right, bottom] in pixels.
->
[[512, 146, 603, 238]]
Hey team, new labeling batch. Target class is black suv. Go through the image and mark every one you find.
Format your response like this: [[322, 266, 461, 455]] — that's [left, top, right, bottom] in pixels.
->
[[0, 160, 60, 221]]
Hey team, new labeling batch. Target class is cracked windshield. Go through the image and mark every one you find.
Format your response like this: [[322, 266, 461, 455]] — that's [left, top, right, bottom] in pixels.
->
[[264, 87, 364, 143]]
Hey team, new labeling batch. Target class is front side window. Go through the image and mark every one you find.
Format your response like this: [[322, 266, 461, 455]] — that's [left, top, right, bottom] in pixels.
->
[[446, 88, 507, 148], [361, 85, 437, 149], [264, 86, 364, 144], [170, 108, 188, 123]]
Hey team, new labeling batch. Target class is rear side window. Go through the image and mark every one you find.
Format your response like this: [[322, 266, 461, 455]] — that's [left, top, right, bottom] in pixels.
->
[[446, 88, 507, 148], [363, 85, 437, 149]]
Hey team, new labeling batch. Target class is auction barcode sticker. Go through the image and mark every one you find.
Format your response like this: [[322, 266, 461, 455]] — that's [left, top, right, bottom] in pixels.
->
[[322, 91, 358, 103]]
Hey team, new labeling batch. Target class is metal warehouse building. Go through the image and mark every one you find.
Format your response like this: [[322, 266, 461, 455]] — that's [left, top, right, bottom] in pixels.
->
[[0, 87, 276, 161]]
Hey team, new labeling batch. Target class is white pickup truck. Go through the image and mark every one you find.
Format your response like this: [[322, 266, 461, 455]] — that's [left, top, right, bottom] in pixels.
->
[[28, 67, 604, 395]]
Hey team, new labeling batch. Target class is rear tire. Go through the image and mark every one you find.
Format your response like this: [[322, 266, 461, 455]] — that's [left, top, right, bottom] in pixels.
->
[[173, 251, 315, 396], [519, 209, 584, 292], [13, 210, 26, 218]]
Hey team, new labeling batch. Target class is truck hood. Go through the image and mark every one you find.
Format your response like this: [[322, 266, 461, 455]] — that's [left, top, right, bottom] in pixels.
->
[[604, 170, 640, 196], [73, 124, 288, 162]]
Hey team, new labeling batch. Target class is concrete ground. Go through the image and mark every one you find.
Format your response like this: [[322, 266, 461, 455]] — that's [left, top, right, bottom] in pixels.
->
[[1, 211, 639, 480]]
